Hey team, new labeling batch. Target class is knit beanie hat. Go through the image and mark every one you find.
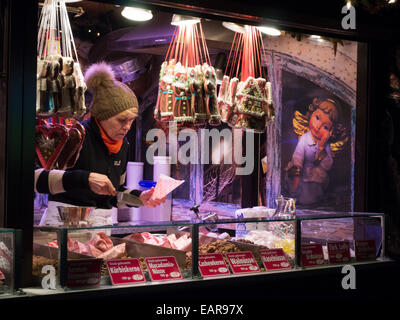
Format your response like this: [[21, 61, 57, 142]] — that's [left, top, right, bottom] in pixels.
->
[[84, 62, 138, 121]]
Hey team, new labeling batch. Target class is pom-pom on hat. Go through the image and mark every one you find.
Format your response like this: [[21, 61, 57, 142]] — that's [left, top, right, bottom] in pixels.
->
[[84, 62, 138, 121]]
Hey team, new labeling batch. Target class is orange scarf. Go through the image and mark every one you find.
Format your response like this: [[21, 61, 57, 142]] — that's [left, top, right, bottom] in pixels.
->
[[95, 118, 123, 154]]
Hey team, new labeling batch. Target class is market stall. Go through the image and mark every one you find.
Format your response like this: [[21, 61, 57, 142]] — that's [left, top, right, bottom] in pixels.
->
[[1, 0, 400, 302]]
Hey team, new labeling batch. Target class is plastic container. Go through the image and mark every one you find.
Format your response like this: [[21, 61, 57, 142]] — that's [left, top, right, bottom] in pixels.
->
[[235, 206, 277, 236], [118, 162, 143, 222], [140, 156, 172, 222]]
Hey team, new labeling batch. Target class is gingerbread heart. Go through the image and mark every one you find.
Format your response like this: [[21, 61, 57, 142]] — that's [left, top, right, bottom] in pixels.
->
[[66, 123, 85, 168], [55, 127, 81, 170], [35, 124, 69, 171]]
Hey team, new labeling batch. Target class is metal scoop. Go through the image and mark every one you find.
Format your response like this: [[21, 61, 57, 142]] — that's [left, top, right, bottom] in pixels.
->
[[189, 204, 218, 232]]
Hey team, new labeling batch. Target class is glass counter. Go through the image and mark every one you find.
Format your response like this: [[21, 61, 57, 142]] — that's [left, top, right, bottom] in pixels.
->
[[31, 210, 385, 291], [0, 228, 20, 297]]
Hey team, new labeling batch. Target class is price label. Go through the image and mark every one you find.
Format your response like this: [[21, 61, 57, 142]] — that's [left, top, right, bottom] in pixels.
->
[[106, 258, 146, 285], [225, 251, 260, 274], [198, 253, 230, 277], [67, 259, 102, 288], [301, 243, 325, 267], [327, 241, 351, 264], [355, 239, 376, 262], [145, 256, 183, 282], [260, 249, 291, 270]]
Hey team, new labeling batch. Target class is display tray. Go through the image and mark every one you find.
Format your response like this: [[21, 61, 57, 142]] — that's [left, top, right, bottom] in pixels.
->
[[32, 242, 101, 287], [109, 236, 187, 269], [33, 242, 96, 260]]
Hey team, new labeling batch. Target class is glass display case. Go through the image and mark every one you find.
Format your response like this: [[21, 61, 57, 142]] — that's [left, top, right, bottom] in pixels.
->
[[0, 228, 20, 297], [30, 210, 385, 292]]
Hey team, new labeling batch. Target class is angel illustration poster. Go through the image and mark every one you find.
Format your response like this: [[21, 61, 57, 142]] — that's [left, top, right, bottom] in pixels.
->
[[281, 71, 353, 211]]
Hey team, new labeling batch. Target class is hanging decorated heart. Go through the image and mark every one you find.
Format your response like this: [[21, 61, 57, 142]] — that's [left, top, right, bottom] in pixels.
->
[[55, 127, 81, 170], [65, 122, 85, 169], [35, 124, 69, 171]]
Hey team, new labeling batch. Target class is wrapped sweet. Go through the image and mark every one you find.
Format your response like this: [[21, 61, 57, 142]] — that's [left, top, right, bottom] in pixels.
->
[[154, 20, 218, 129], [217, 75, 274, 133], [155, 60, 175, 122], [155, 60, 221, 128], [188, 65, 207, 127], [172, 63, 194, 127], [36, 0, 86, 120], [202, 63, 221, 126]]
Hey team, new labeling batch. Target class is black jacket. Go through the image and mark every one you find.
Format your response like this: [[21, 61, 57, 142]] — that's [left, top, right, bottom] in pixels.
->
[[49, 117, 134, 209]]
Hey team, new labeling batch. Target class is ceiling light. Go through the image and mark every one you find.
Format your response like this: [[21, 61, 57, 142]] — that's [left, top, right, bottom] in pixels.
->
[[257, 26, 281, 36], [388, 0, 396, 4], [121, 7, 153, 21], [222, 21, 246, 34], [310, 35, 321, 39], [171, 14, 200, 26], [65, 0, 83, 2]]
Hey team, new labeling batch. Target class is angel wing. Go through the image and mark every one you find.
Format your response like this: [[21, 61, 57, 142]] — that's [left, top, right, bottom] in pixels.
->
[[292, 110, 309, 137], [330, 123, 349, 157]]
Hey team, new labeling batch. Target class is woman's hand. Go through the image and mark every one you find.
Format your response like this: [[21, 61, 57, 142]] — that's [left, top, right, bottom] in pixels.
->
[[88, 172, 117, 196], [139, 187, 167, 208]]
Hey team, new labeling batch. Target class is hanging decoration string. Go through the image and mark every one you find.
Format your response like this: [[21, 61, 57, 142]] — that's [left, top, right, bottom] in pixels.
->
[[155, 18, 220, 128], [217, 24, 275, 133]]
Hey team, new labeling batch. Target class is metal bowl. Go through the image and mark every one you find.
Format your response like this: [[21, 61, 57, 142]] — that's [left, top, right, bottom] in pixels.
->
[[57, 206, 94, 226]]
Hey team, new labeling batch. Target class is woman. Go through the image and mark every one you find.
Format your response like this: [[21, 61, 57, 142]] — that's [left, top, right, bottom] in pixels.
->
[[36, 62, 165, 226]]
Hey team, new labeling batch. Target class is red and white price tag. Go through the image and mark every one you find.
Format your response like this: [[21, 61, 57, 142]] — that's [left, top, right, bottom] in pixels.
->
[[260, 249, 291, 271], [327, 241, 351, 264], [67, 259, 102, 288], [198, 253, 230, 277], [106, 258, 146, 285], [225, 251, 260, 274], [145, 256, 183, 281], [355, 239, 376, 262], [301, 243, 325, 267]]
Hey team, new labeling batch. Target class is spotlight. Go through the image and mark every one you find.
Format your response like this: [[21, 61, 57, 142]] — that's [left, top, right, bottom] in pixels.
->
[[222, 22, 246, 34], [171, 14, 200, 26], [256, 26, 281, 36], [121, 7, 153, 21]]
